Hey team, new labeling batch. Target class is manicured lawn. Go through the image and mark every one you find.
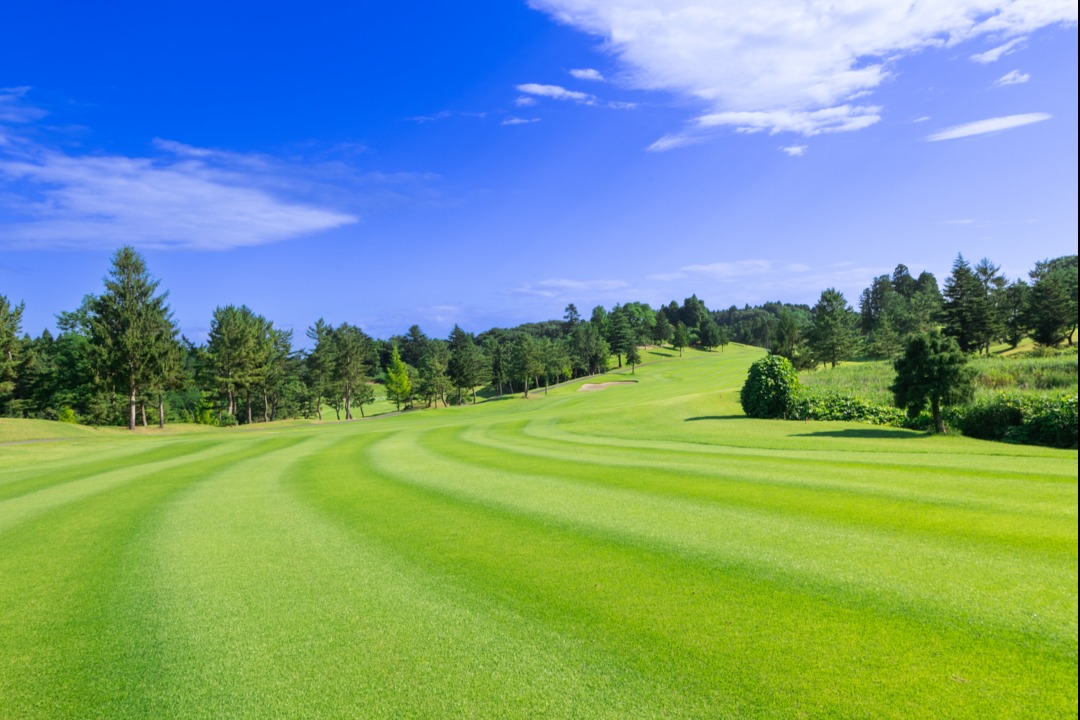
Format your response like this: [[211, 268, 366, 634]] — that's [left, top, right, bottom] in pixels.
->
[[1, 344, 1076, 718]]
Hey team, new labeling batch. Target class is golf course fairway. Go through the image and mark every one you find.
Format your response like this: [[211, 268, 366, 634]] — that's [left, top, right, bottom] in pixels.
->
[[1, 345, 1076, 718]]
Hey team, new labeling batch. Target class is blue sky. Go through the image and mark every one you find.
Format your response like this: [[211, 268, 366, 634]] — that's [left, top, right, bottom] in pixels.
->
[[2, 1, 1076, 344]]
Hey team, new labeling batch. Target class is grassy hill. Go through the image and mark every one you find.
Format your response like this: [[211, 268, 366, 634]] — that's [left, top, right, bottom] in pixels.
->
[[1, 345, 1076, 718]]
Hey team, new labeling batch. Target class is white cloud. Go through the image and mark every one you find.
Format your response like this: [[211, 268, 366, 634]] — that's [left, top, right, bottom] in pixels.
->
[[0, 149, 356, 251], [970, 37, 1026, 63], [650, 260, 773, 282], [516, 83, 597, 104], [515, 96, 538, 107], [502, 117, 541, 125], [995, 69, 1031, 85], [913, 115, 931, 123], [0, 87, 48, 124], [781, 145, 808, 156], [926, 112, 1051, 141], [514, 278, 629, 297], [570, 68, 606, 81], [528, 0, 1077, 145]]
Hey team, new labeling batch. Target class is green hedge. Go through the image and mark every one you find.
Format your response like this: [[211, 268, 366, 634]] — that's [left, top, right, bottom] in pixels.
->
[[791, 387, 1078, 449], [945, 393, 1077, 449]]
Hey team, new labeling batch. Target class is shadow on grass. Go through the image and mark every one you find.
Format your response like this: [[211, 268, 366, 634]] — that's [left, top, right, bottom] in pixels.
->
[[685, 415, 745, 422], [792, 428, 926, 440]]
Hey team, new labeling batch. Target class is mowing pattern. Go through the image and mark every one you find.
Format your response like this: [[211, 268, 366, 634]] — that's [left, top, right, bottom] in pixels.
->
[[1, 347, 1076, 719]]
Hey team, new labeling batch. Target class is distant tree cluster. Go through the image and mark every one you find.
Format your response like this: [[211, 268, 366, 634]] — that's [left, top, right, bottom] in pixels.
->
[[0, 246, 1075, 428]]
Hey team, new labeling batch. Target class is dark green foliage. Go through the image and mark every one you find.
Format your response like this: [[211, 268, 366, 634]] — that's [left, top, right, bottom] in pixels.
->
[[511, 333, 544, 397], [0, 293, 24, 414], [792, 389, 912, 427], [698, 317, 722, 351], [606, 306, 634, 366], [891, 331, 975, 433], [626, 344, 641, 374], [1027, 260, 1078, 346], [87, 246, 179, 430], [943, 254, 992, 354], [672, 322, 690, 357], [740, 355, 799, 419], [568, 323, 609, 376], [653, 313, 672, 346], [809, 288, 858, 368], [448, 325, 488, 404], [947, 393, 1077, 449]]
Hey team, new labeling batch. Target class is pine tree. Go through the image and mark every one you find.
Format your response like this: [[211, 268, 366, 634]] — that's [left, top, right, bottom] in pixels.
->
[[891, 331, 975, 434], [943, 254, 991, 353], [808, 288, 858, 368], [87, 246, 177, 430], [384, 345, 412, 411]]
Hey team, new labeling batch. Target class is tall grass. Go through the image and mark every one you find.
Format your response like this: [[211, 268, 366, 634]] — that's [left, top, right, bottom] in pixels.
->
[[801, 349, 1078, 404]]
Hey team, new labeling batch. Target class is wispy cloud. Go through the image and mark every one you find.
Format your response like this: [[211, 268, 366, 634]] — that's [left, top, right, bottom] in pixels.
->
[[515, 83, 636, 110], [995, 69, 1031, 86], [926, 112, 1051, 141], [0, 87, 47, 124], [516, 83, 596, 104], [514, 278, 629, 298], [649, 260, 773, 283], [0, 95, 411, 251], [407, 110, 487, 123], [515, 96, 538, 107], [971, 37, 1025, 63], [502, 117, 541, 126], [781, 145, 808, 157], [529, 0, 1076, 147], [570, 68, 605, 82]]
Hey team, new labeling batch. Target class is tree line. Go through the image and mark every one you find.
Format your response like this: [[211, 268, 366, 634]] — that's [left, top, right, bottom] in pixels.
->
[[0, 247, 1075, 429]]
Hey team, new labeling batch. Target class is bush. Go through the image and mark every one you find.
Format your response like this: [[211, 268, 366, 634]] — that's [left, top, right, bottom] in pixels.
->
[[218, 411, 238, 427], [792, 389, 910, 427], [740, 356, 799, 418], [949, 393, 1078, 449], [57, 406, 78, 424]]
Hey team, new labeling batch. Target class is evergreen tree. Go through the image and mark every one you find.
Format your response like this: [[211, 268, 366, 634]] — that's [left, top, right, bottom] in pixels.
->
[[305, 319, 333, 420], [1000, 280, 1030, 349], [0, 294, 24, 414], [330, 323, 373, 419], [448, 325, 487, 404], [87, 246, 177, 430], [626, 343, 641, 374], [606, 306, 634, 367], [808, 288, 858, 368], [891, 331, 975, 434], [698, 317, 722, 351], [511, 333, 544, 397], [418, 340, 451, 408], [653, 313, 672, 347], [672, 322, 690, 357], [484, 336, 509, 396], [384, 345, 412, 411], [943, 254, 992, 353]]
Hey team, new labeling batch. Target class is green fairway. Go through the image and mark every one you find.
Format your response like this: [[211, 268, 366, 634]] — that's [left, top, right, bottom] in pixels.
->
[[1, 345, 1076, 718]]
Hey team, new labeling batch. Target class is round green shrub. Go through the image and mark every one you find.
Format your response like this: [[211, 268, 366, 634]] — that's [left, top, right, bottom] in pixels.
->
[[740, 355, 799, 418], [218, 411, 238, 427]]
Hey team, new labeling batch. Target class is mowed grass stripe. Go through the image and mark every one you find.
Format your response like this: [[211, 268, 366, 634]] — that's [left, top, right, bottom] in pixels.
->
[[0, 439, 224, 501], [449, 420, 1076, 553], [293, 430, 1076, 719], [366, 426, 1075, 646], [0, 434, 302, 719], [127, 431, 691, 719]]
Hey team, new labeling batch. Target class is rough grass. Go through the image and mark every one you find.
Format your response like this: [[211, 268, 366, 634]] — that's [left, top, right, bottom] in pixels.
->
[[1, 344, 1076, 718], [801, 349, 1079, 405]]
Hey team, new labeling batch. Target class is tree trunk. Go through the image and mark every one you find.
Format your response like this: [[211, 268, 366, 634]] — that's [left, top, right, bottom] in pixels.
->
[[472, 387, 477, 405], [316, 393, 323, 420], [932, 399, 945, 434], [128, 389, 137, 431], [141, 403, 148, 427], [345, 387, 352, 420], [246, 392, 253, 424], [158, 392, 165, 429], [523, 375, 529, 398], [263, 390, 269, 423], [358, 403, 365, 418]]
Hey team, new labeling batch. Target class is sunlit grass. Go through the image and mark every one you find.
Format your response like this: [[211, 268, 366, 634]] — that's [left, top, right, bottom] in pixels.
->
[[1, 344, 1076, 718]]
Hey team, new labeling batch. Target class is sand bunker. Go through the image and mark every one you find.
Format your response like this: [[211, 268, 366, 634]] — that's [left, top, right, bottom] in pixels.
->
[[578, 381, 636, 392]]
